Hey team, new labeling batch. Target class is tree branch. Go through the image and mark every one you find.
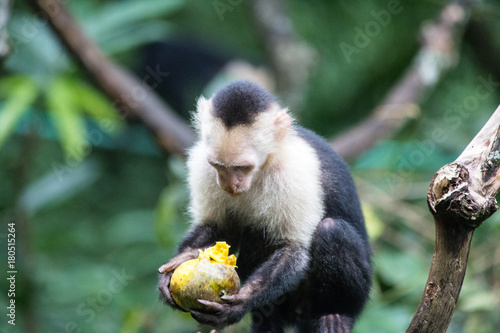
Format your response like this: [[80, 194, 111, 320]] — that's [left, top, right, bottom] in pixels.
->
[[249, 0, 315, 110], [407, 104, 500, 333], [0, 0, 11, 61], [331, 1, 474, 161], [29, 0, 196, 156]]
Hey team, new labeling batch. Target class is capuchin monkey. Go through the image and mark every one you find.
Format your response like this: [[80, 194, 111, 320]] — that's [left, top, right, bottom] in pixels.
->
[[158, 80, 372, 332]]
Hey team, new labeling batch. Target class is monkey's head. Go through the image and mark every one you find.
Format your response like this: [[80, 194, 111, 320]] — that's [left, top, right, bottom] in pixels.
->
[[194, 81, 292, 197]]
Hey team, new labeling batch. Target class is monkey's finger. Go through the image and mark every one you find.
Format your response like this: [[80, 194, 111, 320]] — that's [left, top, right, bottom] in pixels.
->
[[158, 275, 187, 312], [158, 257, 185, 273], [159, 250, 200, 273], [158, 283, 172, 303], [196, 299, 225, 313], [158, 276, 173, 302], [158, 263, 173, 274], [190, 310, 221, 327], [220, 294, 243, 304]]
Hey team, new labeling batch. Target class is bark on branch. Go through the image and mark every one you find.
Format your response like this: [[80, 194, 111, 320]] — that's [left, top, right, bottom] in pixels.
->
[[29, 0, 196, 156], [407, 104, 500, 333]]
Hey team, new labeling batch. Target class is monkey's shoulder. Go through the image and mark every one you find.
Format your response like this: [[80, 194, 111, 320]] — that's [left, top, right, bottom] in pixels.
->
[[293, 126, 346, 167], [293, 125, 356, 188]]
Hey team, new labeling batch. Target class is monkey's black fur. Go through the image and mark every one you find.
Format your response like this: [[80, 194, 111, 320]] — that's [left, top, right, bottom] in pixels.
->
[[159, 81, 372, 332], [212, 80, 277, 128], [296, 126, 372, 317]]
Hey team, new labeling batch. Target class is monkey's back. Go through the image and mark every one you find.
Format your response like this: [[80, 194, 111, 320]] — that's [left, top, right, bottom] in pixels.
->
[[294, 125, 372, 319], [294, 125, 368, 241]]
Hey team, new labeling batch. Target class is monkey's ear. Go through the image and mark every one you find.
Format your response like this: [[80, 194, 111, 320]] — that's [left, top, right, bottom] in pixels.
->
[[194, 97, 212, 133], [274, 112, 291, 141], [196, 97, 211, 114]]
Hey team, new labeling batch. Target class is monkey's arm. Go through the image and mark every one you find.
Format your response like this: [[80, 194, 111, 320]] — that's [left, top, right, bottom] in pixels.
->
[[191, 243, 309, 328]]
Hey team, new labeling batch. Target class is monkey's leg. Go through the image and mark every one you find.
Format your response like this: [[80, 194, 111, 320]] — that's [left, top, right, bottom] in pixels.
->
[[308, 218, 371, 323]]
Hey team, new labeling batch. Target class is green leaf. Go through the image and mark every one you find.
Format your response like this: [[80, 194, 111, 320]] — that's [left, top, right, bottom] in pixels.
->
[[0, 76, 38, 148], [0, 75, 32, 95], [154, 160, 189, 247], [96, 21, 174, 55], [119, 309, 146, 333], [375, 249, 426, 288], [154, 187, 181, 247], [84, 0, 185, 39], [460, 291, 498, 312], [46, 77, 88, 163], [4, 15, 72, 76], [362, 203, 385, 241], [68, 80, 125, 135]]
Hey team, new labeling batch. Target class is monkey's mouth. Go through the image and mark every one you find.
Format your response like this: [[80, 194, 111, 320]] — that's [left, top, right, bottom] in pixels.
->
[[227, 191, 242, 197], [224, 188, 244, 197]]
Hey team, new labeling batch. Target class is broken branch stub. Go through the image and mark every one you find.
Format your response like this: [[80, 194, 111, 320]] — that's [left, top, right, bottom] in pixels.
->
[[428, 104, 500, 227], [407, 104, 500, 333], [428, 162, 498, 228]]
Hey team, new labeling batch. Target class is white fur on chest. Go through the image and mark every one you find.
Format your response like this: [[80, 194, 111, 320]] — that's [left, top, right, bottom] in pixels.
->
[[187, 133, 324, 248]]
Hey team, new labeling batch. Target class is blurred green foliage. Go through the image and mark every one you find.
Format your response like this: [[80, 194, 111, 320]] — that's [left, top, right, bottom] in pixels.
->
[[1, 0, 500, 332]]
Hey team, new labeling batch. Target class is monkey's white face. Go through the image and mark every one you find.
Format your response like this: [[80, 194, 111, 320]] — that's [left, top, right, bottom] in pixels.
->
[[206, 136, 267, 197], [195, 96, 291, 197], [209, 160, 256, 197]]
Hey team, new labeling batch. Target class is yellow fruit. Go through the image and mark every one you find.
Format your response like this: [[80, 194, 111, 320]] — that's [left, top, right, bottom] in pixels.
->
[[170, 242, 240, 311]]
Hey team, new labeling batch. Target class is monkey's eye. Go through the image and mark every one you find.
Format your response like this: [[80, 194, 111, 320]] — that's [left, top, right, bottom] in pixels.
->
[[232, 165, 254, 173], [208, 161, 223, 170]]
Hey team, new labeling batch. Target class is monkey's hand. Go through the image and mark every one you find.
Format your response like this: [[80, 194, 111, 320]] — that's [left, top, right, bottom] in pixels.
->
[[157, 249, 199, 312], [190, 292, 249, 328]]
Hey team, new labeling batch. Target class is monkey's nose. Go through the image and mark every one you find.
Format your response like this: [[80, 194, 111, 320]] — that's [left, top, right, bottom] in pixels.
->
[[225, 185, 242, 197]]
